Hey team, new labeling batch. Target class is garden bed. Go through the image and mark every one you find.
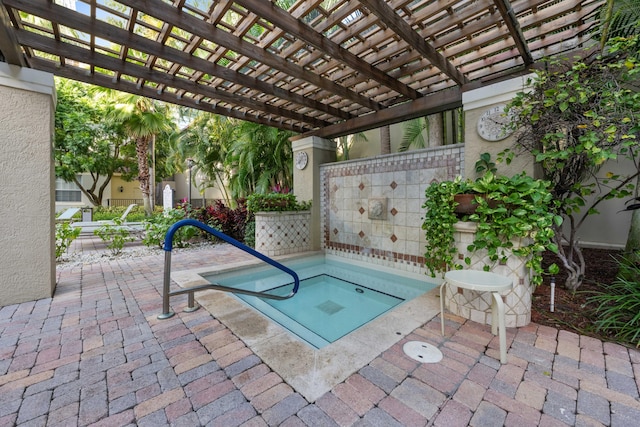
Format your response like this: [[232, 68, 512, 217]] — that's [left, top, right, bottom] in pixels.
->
[[534, 248, 623, 343]]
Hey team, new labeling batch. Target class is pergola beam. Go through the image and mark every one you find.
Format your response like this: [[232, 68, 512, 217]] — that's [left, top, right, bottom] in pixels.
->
[[4, 0, 350, 122], [115, 0, 382, 112], [357, 0, 468, 86], [16, 30, 330, 129], [234, 0, 422, 100], [299, 87, 462, 139], [0, 0, 25, 66], [492, 0, 534, 66]]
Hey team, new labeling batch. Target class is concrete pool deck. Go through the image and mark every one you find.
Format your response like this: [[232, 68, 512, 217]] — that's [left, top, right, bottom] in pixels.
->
[[1, 236, 640, 425]]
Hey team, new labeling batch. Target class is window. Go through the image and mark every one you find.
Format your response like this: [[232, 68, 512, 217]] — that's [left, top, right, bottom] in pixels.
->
[[55, 177, 81, 202]]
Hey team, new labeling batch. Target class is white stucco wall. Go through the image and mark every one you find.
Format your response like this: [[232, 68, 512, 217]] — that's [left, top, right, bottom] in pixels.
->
[[0, 63, 56, 306]]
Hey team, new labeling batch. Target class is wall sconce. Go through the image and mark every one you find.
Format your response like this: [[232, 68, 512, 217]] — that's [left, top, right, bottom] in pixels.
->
[[118, 186, 124, 193]]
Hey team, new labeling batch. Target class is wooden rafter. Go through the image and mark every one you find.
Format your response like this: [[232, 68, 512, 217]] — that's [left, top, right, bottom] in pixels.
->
[[357, 0, 469, 86], [0, 0, 602, 135], [234, 0, 421, 100]]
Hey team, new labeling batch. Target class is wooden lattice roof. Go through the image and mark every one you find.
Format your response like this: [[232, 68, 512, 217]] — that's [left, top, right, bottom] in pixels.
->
[[0, 0, 602, 138]]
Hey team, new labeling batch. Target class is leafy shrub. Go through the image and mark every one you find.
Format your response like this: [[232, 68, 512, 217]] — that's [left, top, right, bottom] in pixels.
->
[[142, 208, 197, 248], [588, 254, 640, 347], [55, 222, 81, 260], [93, 205, 147, 222], [191, 199, 251, 242], [244, 220, 256, 248], [246, 192, 311, 212], [94, 218, 135, 256]]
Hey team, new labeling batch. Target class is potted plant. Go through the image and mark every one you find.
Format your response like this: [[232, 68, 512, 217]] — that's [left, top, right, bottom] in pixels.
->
[[422, 172, 561, 286]]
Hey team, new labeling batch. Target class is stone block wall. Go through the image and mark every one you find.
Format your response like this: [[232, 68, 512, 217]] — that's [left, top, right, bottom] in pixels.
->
[[320, 145, 464, 275]]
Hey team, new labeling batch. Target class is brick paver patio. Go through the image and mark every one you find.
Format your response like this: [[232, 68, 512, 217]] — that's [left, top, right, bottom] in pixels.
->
[[1, 237, 639, 426]]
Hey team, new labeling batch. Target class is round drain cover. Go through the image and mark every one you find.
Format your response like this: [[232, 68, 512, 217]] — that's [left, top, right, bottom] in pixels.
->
[[403, 341, 443, 363]]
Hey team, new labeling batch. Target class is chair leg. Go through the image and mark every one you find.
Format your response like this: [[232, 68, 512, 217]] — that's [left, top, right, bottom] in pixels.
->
[[492, 292, 507, 363], [439, 281, 447, 336]]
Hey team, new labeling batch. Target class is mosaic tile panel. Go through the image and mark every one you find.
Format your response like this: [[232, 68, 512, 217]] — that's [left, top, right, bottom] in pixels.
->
[[443, 222, 533, 327], [320, 145, 464, 275], [255, 211, 311, 257]]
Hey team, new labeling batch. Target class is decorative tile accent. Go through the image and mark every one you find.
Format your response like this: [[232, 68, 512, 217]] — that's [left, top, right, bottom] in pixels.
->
[[333, 228, 339, 235], [320, 145, 464, 276], [390, 234, 397, 242], [255, 211, 311, 257], [368, 198, 387, 220], [443, 222, 533, 327]]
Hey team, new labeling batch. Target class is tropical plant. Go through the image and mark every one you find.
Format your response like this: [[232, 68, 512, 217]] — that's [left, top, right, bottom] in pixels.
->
[[191, 199, 250, 242], [98, 90, 173, 216], [588, 253, 640, 347], [54, 79, 133, 206], [225, 122, 296, 198], [504, 35, 640, 290], [94, 219, 136, 256], [142, 209, 197, 249], [422, 173, 561, 286], [246, 192, 311, 212], [173, 112, 235, 204], [55, 222, 81, 260]]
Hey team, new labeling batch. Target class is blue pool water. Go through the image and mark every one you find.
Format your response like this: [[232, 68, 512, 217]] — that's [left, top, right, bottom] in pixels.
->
[[203, 257, 433, 348]]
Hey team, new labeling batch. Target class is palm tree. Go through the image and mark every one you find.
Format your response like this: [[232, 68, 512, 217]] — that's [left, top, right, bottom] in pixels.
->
[[99, 91, 172, 216], [226, 122, 296, 198], [175, 112, 235, 204]]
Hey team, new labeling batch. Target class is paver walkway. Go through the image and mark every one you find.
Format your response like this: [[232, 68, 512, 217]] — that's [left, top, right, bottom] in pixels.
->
[[1, 237, 639, 426]]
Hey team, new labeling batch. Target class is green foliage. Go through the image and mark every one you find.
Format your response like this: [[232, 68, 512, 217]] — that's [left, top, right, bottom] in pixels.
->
[[226, 122, 296, 198], [588, 254, 640, 347], [422, 173, 561, 286], [55, 222, 81, 260], [244, 220, 256, 248], [93, 218, 136, 256], [93, 205, 147, 222], [505, 35, 640, 289], [142, 209, 197, 249], [54, 79, 133, 206], [246, 192, 311, 212]]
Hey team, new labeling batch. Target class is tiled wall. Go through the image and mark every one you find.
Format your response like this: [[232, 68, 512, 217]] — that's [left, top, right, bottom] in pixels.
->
[[445, 222, 533, 327], [320, 144, 464, 275], [255, 211, 311, 257]]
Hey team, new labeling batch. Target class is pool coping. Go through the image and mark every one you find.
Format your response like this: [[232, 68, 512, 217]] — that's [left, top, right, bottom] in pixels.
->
[[171, 251, 442, 402]]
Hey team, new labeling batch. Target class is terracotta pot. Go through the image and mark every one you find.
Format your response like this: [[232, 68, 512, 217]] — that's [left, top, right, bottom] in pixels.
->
[[453, 193, 480, 215]]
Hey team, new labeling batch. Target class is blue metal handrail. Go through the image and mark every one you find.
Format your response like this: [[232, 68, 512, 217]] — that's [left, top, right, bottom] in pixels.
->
[[158, 218, 300, 319]]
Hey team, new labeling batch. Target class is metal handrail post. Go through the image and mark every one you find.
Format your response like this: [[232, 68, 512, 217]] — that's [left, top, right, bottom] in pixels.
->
[[158, 251, 175, 319]]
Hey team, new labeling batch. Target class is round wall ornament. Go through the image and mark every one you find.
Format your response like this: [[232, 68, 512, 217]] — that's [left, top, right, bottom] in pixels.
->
[[295, 151, 308, 170], [476, 104, 515, 141]]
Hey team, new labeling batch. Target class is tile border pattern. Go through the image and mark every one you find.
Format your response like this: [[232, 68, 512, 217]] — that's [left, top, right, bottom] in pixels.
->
[[320, 145, 464, 275]]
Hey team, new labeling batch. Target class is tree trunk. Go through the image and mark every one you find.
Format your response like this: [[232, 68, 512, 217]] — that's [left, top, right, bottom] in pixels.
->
[[554, 232, 586, 291], [136, 136, 152, 216], [380, 125, 391, 155], [625, 209, 640, 262]]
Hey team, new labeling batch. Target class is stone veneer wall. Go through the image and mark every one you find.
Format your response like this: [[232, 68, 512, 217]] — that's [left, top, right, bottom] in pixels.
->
[[255, 211, 312, 257], [444, 222, 533, 327], [320, 145, 464, 275]]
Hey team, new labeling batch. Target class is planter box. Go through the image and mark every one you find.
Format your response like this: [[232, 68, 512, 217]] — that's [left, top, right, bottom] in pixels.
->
[[255, 211, 311, 257], [442, 221, 533, 327]]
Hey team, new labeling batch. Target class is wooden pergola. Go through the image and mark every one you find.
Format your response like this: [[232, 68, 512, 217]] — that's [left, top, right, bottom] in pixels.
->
[[0, 0, 602, 138]]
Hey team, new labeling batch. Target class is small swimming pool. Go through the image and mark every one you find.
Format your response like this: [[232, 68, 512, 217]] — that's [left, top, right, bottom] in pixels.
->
[[203, 256, 431, 348]]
